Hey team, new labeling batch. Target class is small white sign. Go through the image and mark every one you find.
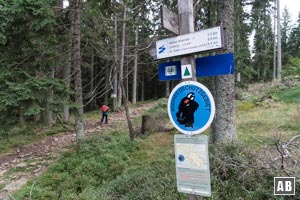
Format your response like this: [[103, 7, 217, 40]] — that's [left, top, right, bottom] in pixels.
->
[[181, 64, 192, 79], [165, 65, 177, 76], [156, 26, 223, 59]]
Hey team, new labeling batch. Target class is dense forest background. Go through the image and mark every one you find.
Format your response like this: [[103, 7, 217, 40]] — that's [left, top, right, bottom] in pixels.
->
[[1, 0, 300, 137]]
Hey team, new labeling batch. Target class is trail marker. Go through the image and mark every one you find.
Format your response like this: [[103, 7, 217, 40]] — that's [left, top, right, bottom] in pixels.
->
[[181, 64, 192, 79]]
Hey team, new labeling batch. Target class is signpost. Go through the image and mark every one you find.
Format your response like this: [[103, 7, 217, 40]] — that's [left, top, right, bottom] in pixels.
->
[[156, 0, 230, 199], [156, 26, 224, 59]]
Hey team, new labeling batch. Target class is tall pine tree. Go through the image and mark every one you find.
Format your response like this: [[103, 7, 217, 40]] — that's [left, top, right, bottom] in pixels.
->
[[251, 0, 275, 81]]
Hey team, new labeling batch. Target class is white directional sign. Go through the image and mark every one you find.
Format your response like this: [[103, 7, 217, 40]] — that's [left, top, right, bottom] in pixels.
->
[[156, 26, 223, 59]]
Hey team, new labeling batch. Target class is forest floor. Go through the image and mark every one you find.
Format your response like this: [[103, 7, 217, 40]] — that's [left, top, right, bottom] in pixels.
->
[[0, 101, 155, 199]]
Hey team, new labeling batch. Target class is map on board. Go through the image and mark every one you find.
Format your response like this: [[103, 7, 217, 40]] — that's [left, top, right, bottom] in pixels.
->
[[175, 143, 208, 170]]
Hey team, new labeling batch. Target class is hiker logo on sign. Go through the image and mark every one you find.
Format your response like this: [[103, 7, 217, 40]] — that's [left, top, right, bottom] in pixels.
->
[[168, 81, 215, 135]]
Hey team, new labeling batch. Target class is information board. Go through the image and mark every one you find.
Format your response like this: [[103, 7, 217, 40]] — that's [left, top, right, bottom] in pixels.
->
[[174, 134, 211, 196]]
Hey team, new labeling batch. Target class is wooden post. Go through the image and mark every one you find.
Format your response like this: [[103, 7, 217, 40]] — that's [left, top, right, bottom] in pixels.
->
[[178, 1, 201, 199], [178, 0, 196, 82]]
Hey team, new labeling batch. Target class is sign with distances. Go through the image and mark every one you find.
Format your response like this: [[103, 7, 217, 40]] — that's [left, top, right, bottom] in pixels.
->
[[168, 81, 215, 135], [156, 26, 223, 59], [174, 134, 211, 196]]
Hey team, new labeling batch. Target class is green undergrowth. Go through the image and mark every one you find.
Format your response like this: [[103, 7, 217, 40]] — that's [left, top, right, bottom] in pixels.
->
[[13, 131, 300, 200], [12, 131, 185, 200], [271, 86, 300, 104]]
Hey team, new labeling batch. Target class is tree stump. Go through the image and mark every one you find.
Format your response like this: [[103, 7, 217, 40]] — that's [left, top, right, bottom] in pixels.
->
[[141, 115, 152, 134]]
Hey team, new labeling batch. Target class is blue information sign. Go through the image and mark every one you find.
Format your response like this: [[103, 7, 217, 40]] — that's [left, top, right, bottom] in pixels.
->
[[196, 52, 234, 77], [158, 53, 234, 81], [159, 61, 181, 81], [168, 81, 215, 135]]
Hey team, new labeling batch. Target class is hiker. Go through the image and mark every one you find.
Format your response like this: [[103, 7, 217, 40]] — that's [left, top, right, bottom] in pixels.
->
[[100, 103, 109, 124]]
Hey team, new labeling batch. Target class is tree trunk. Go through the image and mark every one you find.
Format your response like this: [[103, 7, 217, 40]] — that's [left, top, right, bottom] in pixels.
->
[[113, 0, 118, 111], [141, 115, 151, 134], [121, 81, 134, 140], [72, 0, 84, 143], [63, 0, 72, 122], [132, 16, 139, 104], [141, 71, 144, 101], [210, 0, 237, 143], [118, 5, 126, 108], [89, 47, 95, 107], [165, 81, 170, 97], [104, 61, 109, 105], [273, 2, 277, 82], [276, 0, 282, 81], [46, 68, 54, 126]]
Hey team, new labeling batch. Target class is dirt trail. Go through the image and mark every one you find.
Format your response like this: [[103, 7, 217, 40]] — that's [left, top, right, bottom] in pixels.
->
[[0, 102, 155, 199]]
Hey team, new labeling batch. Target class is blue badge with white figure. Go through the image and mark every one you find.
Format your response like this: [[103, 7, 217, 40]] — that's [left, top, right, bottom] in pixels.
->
[[168, 81, 215, 135]]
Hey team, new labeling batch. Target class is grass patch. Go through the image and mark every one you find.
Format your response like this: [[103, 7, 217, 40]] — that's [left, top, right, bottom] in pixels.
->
[[272, 87, 300, 104], [237, 102, 299, 148]]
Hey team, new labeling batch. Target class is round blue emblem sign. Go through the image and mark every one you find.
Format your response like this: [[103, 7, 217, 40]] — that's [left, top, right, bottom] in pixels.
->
[[168, 81, 215, 135], [178, 155, 185, 162]]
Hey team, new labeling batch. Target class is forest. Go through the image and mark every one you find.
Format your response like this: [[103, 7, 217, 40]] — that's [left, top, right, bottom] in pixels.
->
[[1, 0, 300, 199], [1, 0, 300, 137]]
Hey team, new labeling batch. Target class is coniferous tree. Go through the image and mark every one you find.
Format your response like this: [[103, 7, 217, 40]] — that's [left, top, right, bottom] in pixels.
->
[[0, 1, 69, 136], [281, 6, 292, 66], [288, 12, 300, 58], [251, 0, 275, 81], [234, 0, 252, 83]]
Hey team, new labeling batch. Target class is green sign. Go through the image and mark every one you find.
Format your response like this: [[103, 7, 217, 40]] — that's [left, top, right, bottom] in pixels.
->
[[174, 134, 211, 196]]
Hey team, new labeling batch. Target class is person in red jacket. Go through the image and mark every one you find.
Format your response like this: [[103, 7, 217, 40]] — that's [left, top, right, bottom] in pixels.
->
[[100, 103, 109, 124]]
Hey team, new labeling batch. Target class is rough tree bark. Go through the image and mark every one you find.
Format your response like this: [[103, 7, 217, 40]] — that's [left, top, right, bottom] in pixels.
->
[[210, 0, 237, 143], [121, 82, 134, 140], [72, 0, 84, 143], [45, 68, 54, 125], [113, 0, 118, 111], [132, 15, 139, 104], [63, 0, 72, 122], [117, 4, 126, 108], [90, 47, 96, 107]]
